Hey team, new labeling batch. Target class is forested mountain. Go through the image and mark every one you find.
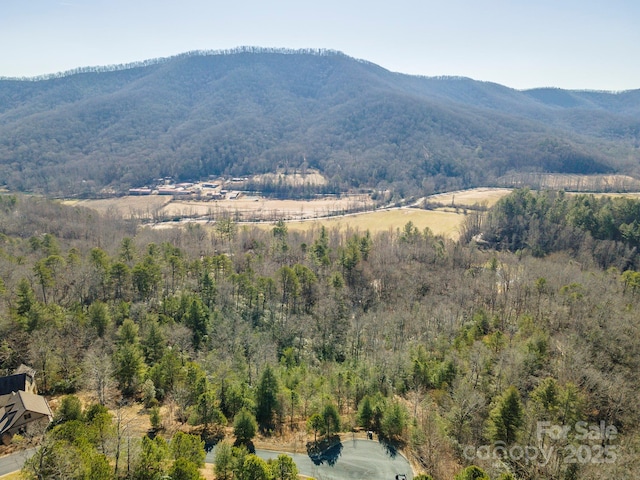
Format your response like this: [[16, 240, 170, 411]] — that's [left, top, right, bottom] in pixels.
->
[[1, 47, 640, 196]]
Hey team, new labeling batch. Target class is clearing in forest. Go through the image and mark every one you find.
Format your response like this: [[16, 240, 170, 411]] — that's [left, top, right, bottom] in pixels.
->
[[425, 188, 513, 208], [256, 208, 465, 239]]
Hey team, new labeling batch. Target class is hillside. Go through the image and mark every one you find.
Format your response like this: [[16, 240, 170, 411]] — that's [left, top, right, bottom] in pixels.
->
[[3, 192, 640, 479], [1, 47, 639, 196]]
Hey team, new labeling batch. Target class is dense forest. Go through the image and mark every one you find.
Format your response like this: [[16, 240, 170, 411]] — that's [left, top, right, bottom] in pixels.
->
[[1, 48, 640, 196], [1, 192, 640, 479], [470, 189, 640, 270]]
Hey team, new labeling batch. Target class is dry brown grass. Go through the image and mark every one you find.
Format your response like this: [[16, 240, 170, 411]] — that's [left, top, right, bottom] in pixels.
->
[[70, 194, 373, 222], [161, 195, 373, 222], [66, 195, 171, 218], [499, 173, 640, 191], [425, 180, 640, 210], [426, 188, 513, 208], [200, 464, 215, 480], [0, 472, 22, 480], [572, 191, 640, 199], [258, 208, 465, 239], [74, 186, 640, 243]]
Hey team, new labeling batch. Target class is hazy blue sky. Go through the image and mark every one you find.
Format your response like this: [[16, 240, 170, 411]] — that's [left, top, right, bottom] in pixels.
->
[[1, 0, 639, 90]]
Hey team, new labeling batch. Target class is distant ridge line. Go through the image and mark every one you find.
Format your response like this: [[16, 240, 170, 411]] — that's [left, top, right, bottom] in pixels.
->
[[0, 47, 359, 83]]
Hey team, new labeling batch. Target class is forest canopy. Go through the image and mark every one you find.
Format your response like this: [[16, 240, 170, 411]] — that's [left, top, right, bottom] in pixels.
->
[[474, 189, 640, 270], [1, 193, 640, 479]]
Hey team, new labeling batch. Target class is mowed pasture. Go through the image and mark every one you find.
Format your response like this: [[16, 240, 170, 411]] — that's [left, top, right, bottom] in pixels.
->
[[261, 208, 466, 238], [426, 187, 513, 208], [69, 194, 373, 221], [498, 173, 640, 192], [66, 195, 171, 219], [162, 195, 373, 221], [425, 181, 640, 210]]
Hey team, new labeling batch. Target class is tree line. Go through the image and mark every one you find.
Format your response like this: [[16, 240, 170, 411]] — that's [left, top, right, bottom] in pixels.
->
[[473, 188, 640, 270]]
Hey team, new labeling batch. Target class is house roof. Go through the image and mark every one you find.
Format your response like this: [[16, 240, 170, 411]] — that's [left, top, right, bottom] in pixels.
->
[[0, 391, 53, 436], [13, 364, 36, 378], [0, 373, 30, 396]]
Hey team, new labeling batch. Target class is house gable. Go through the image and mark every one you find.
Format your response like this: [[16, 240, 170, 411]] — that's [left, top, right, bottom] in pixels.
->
[[0, 391, 52, 440]]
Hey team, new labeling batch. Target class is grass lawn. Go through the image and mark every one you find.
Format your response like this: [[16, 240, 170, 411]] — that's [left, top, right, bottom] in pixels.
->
[[0, 472, 22, 479]]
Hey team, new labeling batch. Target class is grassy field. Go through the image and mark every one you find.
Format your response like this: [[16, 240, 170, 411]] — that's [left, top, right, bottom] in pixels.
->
[[70, 195, 373, 222], [425, 184, 640, 210], [425, 187, 513, 208], [0, 472, 21, 479], [70, 184, 640, 241], [67, 195, 171, 218], [162, 195, 373, 221], [67, 190, 487, 240], [582, 192, 640, 199], [497, 173, 640, 192], [251, 208, 466, 238]]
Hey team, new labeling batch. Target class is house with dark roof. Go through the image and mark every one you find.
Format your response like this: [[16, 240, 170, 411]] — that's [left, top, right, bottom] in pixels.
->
[[0, 365, 52, 445], [0, 365, 37, 396]]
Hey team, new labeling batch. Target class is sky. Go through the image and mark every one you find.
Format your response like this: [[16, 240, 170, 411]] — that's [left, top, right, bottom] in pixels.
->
[[1, 0, 639, 91]]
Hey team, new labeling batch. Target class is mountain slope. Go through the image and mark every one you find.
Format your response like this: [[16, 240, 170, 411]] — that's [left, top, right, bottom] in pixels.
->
[[0, 48, 639, 196]]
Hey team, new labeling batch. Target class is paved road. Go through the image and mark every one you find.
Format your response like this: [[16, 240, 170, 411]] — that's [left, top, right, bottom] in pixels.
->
[[0, 449, 35, 477], [2, 439, 413, 479], [206, 438, 413, 480]]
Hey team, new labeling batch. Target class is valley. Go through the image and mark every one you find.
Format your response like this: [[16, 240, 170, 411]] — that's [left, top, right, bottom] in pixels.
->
[[2, 47, 640, 480], [67, 173, 640, 240]]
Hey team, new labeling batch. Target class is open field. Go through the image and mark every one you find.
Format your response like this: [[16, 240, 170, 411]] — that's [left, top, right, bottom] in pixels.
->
[[585, 192, 640, 199], [425, 183, 640, 210], [0, 472, 20, 480], [246, 208, 465, 238], [426, 188, 513, 208], [66, 195, 171, 218], [497, 173, 640, 192], [69, 194, 373, 222], [68, 184, 640, 242], [163, 195, 373, 221]]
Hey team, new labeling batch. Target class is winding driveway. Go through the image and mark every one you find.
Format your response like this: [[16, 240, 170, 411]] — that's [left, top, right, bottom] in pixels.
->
[[1, 438, 413, 479], [207, 438, 413, 480], [0, 448, 35, 477]]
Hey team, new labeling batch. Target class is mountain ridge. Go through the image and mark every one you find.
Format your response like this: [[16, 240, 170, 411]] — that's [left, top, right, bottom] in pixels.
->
[[1, 48, 639, 196], [3, 47, 637, 95]]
